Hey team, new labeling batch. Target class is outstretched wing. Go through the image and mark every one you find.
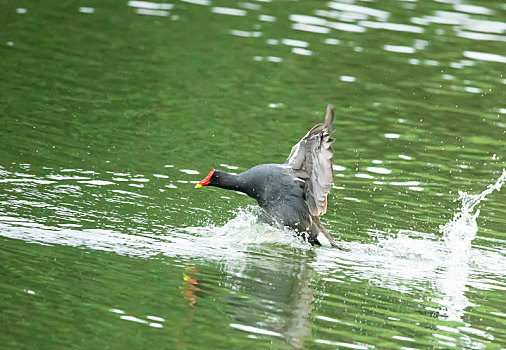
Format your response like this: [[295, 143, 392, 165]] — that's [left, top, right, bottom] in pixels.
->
[[286, 104, 334, 216]]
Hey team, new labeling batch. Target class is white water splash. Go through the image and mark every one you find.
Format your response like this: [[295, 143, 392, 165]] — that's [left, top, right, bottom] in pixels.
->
[[313, 171, 506, 323], [191, 206, 310, 248], [440, 169, 506, 264]]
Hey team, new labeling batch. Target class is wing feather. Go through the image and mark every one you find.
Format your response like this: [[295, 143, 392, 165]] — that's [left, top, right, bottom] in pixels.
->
[[286, 104, 335, 216]]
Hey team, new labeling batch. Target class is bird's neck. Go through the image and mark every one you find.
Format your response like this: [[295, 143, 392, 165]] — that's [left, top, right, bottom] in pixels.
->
[[211, 170, 248, 193]]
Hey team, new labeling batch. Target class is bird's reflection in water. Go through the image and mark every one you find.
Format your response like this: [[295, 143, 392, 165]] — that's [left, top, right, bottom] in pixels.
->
[[174, 266, 200, 349], [282, 252, 316, 349], [182, 266, 199, 307], [217, 246, 317, 349]]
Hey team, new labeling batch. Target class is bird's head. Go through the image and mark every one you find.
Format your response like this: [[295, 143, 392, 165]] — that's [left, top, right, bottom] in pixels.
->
[[194, 169, 216, 188]]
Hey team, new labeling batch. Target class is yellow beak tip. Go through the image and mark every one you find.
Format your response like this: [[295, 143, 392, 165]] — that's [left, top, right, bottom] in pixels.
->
[[194, 184, 202, 189]]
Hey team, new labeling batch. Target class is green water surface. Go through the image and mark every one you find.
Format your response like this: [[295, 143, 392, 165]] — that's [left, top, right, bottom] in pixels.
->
[[1, 0, 505, 349]]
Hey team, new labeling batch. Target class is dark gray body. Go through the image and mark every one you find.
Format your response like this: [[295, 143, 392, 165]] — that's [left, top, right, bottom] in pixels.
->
[[243, 164, 311, 232]]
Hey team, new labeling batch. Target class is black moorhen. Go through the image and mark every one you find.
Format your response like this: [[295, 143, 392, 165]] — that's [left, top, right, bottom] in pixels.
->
[[195, 105, 345, 250]]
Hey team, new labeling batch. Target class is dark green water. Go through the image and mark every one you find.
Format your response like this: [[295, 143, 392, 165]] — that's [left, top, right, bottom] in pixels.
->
[[1, 0, 505, 349]]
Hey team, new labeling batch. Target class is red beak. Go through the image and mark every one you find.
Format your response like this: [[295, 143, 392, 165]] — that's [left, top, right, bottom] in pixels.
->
[[195, 169, 215, 188]]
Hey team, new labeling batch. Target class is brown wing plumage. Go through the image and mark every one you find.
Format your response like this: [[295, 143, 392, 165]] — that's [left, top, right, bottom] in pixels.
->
[[285, 104, 335, 216]]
